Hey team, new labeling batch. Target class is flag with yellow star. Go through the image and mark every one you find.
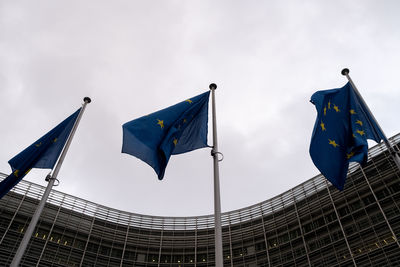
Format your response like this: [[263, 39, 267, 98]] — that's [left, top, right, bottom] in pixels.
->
[[0, 108, 81, 199], [122, 91, 210, 180], [309, 82, 385, 190]]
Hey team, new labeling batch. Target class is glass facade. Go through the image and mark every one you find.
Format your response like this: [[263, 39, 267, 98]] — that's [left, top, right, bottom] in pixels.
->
[[0, 134, 400, 266]]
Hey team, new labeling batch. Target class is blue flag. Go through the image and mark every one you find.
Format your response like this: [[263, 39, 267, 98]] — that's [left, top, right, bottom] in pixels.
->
[[0, 109, 81, 199], [309, 82, 386, 190], [122, 91, 210, 180]]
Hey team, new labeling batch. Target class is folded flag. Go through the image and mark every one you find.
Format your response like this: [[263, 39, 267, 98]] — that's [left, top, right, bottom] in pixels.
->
[[122, 91, 210, 180], [309, 82, 385, 190], [0, 109, 81, 199]]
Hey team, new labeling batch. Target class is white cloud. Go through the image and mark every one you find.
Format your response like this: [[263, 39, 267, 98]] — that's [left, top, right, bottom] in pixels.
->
[[1, 0, 399, 216]]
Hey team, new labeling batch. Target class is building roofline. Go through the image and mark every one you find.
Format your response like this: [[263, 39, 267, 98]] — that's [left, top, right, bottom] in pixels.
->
[[1, 133, 399, 230]]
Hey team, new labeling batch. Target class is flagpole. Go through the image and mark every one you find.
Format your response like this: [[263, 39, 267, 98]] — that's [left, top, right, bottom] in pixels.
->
[[210, 83, 224, 267], [10, 97, 91, 267], [324, 180, 357, 266], [341, 68, 400, 171], [359, 166, 400, 249]]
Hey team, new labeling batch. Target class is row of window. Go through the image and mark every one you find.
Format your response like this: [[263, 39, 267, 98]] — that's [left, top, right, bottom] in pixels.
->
[[2, 192, 398, 266]]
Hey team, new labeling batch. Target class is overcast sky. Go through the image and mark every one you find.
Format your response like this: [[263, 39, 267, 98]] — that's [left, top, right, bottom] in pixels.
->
[[1, 0, 399, 217]]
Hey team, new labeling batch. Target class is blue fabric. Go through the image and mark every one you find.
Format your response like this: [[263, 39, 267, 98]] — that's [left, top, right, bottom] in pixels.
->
[[0, 108, 81, 199], [122, 91, 210, 180], [309, 82, 385, 190]]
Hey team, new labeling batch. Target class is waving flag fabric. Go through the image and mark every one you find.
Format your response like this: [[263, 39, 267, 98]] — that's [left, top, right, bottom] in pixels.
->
[[122, 91, 210, 180], [0, 109, 81, 199], [309, 82, 385, 190]]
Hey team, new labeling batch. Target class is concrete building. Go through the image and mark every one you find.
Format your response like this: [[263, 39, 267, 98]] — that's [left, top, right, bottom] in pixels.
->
[[0, 134, 399, 266]]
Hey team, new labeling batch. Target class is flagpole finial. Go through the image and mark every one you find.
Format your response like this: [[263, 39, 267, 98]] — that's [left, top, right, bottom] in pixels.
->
[[341, 68, 350, 76], [83, 97, 92, 103], [209, 83, 217, 90]]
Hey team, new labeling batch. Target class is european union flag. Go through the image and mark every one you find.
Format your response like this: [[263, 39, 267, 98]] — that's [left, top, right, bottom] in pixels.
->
[[309, 82, 385, 190], [122, 91, 210, 180], [0, 109, 81, 199]]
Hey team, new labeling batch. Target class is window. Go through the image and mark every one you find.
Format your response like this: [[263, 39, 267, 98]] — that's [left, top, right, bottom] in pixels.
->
[[357, 219, 370, 230], [331, 230, 343, 241], [325, 212, 336, 223], [289, 229, 300, 239], [363, 195, 375, 206], [349, 200, 362, 212], [303, 223, 313, 233], [338, 206, 350, 217]]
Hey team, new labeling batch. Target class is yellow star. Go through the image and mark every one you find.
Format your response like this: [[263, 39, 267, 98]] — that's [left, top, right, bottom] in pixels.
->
[[157, 119, 164, 129], [183, 118, 187, 123], [350, 109, 356, 115], [53, 138, 58, 143], [355, 120, 363, 126], [173, 138, 178, 146], [185, 99, 193, 104], [356, 130, 365, 136], [328, 101, 331, 109], [13, 170, 19, 177], [35, 142, 42, 147], [320, 121, 326, 131], [333, 104, 340, 112], [347, 151, 355, 159], [328, 139, 339, 148], [324, 107, 327, 116]]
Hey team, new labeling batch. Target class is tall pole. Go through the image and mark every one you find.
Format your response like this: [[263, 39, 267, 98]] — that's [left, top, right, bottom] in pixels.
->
[[10, 97, 91, 267], [210, 83, 224, 267], [325, 180, 357, 266], [341, 68, 400, 171], [359, 166, 400, 249], [291, 189, 312, 266]]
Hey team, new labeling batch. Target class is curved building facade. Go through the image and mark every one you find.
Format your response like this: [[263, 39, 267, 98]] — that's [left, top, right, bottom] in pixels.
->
[[1, 134, 400, 267]]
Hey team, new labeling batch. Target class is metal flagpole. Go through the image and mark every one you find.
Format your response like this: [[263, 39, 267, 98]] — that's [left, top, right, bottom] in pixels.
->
[[341, 68, 400, 171], [10, 97, 91, 267], [358, 165, 400, 249], [324, 180, 357, 266], [209, 83, 224, 267], [291, 189, 312, 267], [342, 69, 400, 250]]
